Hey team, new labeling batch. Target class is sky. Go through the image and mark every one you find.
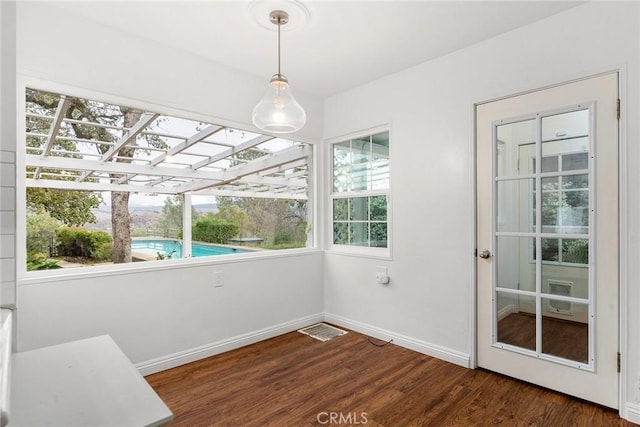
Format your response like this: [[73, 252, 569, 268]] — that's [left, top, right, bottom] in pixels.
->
[[100, 192, 217, 208]]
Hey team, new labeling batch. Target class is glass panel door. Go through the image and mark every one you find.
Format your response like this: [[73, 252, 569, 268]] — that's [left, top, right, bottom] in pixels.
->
[[476, 72, 619, 408], [493, 107, 593, 369]]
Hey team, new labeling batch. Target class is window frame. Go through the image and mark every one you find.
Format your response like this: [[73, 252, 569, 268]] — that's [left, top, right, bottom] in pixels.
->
[[327, 125, 391, 259], [16, 77, 320, 281], [529, 150, 590, 268]]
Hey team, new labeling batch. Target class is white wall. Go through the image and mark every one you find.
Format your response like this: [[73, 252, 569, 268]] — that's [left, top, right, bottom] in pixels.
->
[[18, 253, 324, 369], [0, 1, 17, 311], [11, 2, 325, 371], [323, 0, 640, 412]]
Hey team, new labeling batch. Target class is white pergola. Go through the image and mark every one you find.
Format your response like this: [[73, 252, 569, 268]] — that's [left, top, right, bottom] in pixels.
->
[[25, 91, 313, 256], [25, 94, 312, 201]]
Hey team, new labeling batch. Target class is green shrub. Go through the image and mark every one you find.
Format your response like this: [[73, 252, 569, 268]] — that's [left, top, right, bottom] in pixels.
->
[[156, 251, 173, 260], [26, 252, 61, 271], [92, 241, 113, 261], [192, 218, 239, 244], [26, 210, 62, 254], [274, 230, 294, 245], [56, 227, 113, 259]]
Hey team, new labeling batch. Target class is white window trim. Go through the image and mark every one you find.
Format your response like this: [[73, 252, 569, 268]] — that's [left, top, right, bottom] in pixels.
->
[[326, 125, 392, 260]]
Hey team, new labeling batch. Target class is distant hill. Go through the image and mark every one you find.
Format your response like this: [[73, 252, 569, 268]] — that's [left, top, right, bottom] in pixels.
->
[[128, 205, 162, 213], [192, 203, 218, 213], [93, 203, 218, 215]]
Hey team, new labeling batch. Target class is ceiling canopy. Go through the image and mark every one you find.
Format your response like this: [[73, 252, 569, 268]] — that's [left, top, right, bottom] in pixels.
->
[[25, 88, 311, 200]]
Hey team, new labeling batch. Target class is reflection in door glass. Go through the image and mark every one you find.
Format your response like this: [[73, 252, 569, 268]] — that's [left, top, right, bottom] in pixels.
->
[[541, 239, 589, 299], [541, 109, 589, 142], [496, 292, 536, 351], [496, 236, 535, 292], [496, 179, 534, 233], [496, 119, 536, 177], [493, 106, 593, 368], [542, 299, 589, 363], [541, 174, 589, 234], [562, 152, 589, 171]]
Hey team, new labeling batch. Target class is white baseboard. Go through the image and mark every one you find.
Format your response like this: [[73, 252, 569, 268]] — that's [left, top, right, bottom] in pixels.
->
[[136, 313, 324, 376], [138, 312, 471, 376], [324, 313, 470, 368], [497, 304, 516, 321], [626, 402, 640, 424]]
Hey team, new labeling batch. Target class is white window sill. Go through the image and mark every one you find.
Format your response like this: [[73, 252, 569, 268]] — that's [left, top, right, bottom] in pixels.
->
[[326, 246, 391, 261], [18, 248, 324, 285]]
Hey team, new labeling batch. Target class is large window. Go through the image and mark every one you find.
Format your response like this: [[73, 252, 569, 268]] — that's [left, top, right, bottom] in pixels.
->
[[22, 87, 313, 272], [331, 130, 389, 251]]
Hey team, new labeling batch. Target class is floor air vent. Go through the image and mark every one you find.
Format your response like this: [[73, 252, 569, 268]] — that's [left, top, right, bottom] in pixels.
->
[[298, 323, 348, 342]]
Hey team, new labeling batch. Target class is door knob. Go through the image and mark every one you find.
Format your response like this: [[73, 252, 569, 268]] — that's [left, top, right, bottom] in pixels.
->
[[478, 249, 491, 259]]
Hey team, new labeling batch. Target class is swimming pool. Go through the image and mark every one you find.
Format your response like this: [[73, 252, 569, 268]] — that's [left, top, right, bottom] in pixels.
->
[[131, 239, 247, 258]]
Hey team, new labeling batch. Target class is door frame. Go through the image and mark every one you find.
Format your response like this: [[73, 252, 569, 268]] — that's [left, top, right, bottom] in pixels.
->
[[470, 68, 629, 416]]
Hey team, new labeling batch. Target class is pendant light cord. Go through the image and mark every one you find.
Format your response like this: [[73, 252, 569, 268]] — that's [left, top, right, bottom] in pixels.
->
[[277, 16, 282, 76]]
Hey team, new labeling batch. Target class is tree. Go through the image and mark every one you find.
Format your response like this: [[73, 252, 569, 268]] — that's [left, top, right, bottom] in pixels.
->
[[26, 89, 166, 263], [27, 188, 102, 226], [214, 204, 250, 237], [157, 195, 198, 236], [110, 108, 141, 263], [26, 208, 62, 255], [215, 143, 309, 246], [26, 90, 104, 226], [216, 197, 307, 246]]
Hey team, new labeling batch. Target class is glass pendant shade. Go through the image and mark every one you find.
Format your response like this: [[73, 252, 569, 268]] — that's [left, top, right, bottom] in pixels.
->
[[252, 74, 306, 134]]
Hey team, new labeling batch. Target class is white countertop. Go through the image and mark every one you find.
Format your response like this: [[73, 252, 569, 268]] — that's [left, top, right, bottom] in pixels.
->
[[9, 335, 172, 427]]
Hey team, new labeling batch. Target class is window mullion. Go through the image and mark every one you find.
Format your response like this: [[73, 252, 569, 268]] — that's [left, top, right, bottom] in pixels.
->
[[330, 130, 389, 251]]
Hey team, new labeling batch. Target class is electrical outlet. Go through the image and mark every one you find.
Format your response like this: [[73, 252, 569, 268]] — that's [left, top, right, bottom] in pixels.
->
[[214, 271, 223, 288], [376, 266, 390, 285]]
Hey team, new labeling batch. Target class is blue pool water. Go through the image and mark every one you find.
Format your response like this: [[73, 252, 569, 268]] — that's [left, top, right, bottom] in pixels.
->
[[131, 239, 247, 258]]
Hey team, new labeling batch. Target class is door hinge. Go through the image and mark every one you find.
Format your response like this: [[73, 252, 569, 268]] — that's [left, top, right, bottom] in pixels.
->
[[616, 99, 621, 120], [617, 352, 621, 372]]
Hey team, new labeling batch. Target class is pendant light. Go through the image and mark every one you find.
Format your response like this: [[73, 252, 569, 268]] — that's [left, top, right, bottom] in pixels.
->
[[252, 10, 306, 134]]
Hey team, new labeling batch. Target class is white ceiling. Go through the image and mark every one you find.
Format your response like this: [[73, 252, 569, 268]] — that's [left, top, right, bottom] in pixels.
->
[[50, 1, 584, 98]]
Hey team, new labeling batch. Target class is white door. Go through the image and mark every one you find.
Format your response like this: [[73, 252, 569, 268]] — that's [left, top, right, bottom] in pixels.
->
[[476, 73, 619, 408]]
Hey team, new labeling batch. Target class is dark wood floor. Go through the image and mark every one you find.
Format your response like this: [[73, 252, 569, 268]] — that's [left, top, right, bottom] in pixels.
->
[[146, 328, 634, 427], [498, 312, 589, 363]]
